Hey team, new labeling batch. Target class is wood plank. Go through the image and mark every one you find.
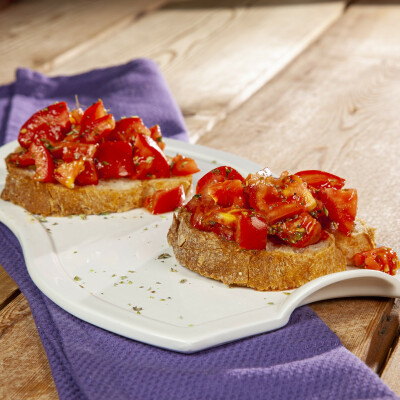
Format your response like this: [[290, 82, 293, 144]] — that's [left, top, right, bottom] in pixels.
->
[[0, 294, 57, 400], [45, 0, 346, 141], [0, 265, 19, 310], [0, 0, 166, 85], [310, 298, 399, 372]]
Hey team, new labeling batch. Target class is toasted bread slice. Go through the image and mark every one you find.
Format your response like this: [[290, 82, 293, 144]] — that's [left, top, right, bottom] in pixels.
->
[[1, 157, 192, 216], [167, 208, 346, 291], [332, 218, 376, 265]]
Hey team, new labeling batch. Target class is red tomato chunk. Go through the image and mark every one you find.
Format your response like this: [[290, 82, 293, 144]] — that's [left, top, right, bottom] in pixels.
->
[[353, 247, 399, 275], [144, 186, 185, 214]]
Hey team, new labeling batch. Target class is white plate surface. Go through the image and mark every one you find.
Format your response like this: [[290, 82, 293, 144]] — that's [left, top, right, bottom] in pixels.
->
[[1, 139, 400, 353]]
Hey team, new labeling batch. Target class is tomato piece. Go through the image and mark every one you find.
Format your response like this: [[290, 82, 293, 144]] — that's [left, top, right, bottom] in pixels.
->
[[196, 166, 244, 194], [353, 247, 399, 275], [144, 186, 185, 214], [9, 150, 35, 167], [274, 212, 322, 248], [108, 117, 151, 142], [70, 108, 84, 125], [95, 141, 134, 179], [171, 154, 200, 176], [51, 142, 98, 162], [132, 134, 170, 179], [295, 170, 346, 190], [80, 100, 107, 127], [80, 114, 116, 144], [205, 180, 247, 208], [18, 102, 70, 148], [54, 159, 85, 188], [320, 188, 357, 236], [235, 213, 268, 250], [29, 141, 54, 182], [149, 125, 165, 150], [76, 160, 99, 186]]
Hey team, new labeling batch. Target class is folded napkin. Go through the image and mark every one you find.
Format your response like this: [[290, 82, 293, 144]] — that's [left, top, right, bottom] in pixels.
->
[[0, 60, 398, 400]]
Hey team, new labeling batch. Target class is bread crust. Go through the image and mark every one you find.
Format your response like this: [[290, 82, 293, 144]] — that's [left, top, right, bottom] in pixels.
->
[[167, 208, 347, 291], [1, 156, 192, 216]]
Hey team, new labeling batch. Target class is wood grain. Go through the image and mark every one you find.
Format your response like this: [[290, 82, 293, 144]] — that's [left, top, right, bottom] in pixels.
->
[[0, 265, 19, 310], [381, 320, 400, 396], [0, 0, 166, 84], [45, 0, 346, 141], [0, 294, 57, 400]]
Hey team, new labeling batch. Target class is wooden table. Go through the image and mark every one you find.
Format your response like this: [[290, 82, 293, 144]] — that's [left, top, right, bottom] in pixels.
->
[[1, 0, 399, 398]]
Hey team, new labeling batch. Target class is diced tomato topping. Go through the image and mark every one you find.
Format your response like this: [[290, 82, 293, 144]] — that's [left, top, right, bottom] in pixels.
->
[[132, 134, 170, 179], [171, 154, 200, 176], [295, 170, 346, 190], [80, 100, 107, 127], [95, 141, 135, 179], [353, 247, 399, 275], [108, 117, 150, 142], [54, 160, 85, 188], [205, 180, 247, 208], [235, 213, 268, 250], [76, 160, 99, 186], [196, 166, 244, 194], [9, 150, 35, 167], [51, 142, 98, 162], [80, 114, 116, 144], [149, 125, 165, 150], [18, 102, 70, 148], [274, 212, 322, 248], [29, 140, 54, 183], [320, 188, 357, 236], [70, 108, 84, 125], [144, 186, 185, 214]]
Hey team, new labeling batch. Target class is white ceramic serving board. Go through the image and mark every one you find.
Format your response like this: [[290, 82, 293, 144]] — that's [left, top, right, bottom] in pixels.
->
[[1, 139, 399, 353]]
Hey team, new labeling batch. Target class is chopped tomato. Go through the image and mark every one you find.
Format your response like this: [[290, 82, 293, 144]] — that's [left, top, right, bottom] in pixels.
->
[[95, 141, 134, 179], [9, 150, 35, 167], [235, 213, 268, 250], [76, 160, 99, 186], [171, 154, 200, 176], [196, 166, 245, 194], [144, 186, 185, 214], [29, 141, 54, 183], [320, 188, 357, 236], [80, 100, 107, 127], [132, 134, 170, 179], [70, 108, 84, 125], [264, 201, 306, 225], [274, 212, 322, 248], [80, 114, 116, 144], [54, 159, 85, 188], [295, 170, 346, 190], [18, 102, 70, 148], [51, 142, 98, 162], [149, 125, 165, 150], [353, 247, 399, 275], [205, 180, 247, 208], [108, 117, 151, 142]]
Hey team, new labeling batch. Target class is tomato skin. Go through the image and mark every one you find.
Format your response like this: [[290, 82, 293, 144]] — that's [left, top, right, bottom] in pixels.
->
[[80, 100, 107, 126], [76, 160, 99, 186], [54, 159, 85, 188], [353, 247, 399, 275], [132, 134, 170, 179], [108, 117, 150, 142], [29, 141, 55, 183], [320, 188, 357, 236], [144, 186, 185, 214], [149, 125, 165, 150], [9, 150, 35, 167], [274, 212, 322, 248], [235, 213, 268, 250], [18, 102, 70, 148], [205, 180, 248, 208], [171, 154, 200, 176], [80, 114, 116, 144], [295, 170, 346, 190], [95, 141, 135, 179], [51, 142, 98, 162], [196, 166, 244, 194]]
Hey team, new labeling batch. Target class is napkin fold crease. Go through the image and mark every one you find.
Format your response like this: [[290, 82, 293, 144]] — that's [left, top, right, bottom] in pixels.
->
[[0, 59, 398, 400]]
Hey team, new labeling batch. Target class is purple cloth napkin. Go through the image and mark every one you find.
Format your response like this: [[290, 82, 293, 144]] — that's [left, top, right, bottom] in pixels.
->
[[0, 60, 398, 400]]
